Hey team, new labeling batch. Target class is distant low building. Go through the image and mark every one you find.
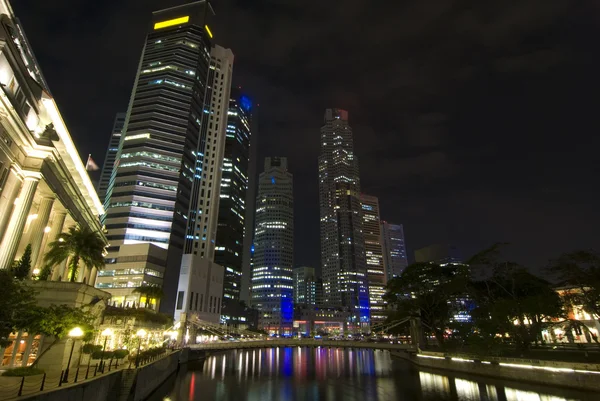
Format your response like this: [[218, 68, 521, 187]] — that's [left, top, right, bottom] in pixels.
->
[[415, 244, 462, 265], [293, 305, 352, 336]]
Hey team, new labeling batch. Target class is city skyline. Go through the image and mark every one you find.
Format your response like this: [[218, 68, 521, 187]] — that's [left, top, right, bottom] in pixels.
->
[[12, 0, 600, 273]]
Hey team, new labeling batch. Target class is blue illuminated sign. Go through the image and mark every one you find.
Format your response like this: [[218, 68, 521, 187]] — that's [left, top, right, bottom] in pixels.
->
[[240, 95, 252, 113]]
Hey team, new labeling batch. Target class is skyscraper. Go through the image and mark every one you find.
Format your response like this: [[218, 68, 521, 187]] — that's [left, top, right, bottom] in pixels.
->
[[98, 112, 126, 206], [251, 157, 294, 335], [97, 2, 224, 312], [360, 194, 386, 323], [215, 88, 253, 307], [381, 222, 408, 279], [318, 109, 370, 332], [293, 266, 317, 306]]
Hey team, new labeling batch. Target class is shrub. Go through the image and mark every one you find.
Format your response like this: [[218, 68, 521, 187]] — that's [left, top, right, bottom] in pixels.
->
[[113, 349, 129, 359], [2, 367, 45, 377], [82, 344, 103, 354], [91, 350, 114, 359]]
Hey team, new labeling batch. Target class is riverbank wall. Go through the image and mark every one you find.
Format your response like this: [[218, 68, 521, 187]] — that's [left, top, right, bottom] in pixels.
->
[[390, 350, 600, 392], [13, 350, 183, 401]]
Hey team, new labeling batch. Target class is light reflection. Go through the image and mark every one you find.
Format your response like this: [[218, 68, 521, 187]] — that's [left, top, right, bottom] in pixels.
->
[[505, 387, 575, 401], [455, 378, 481, 400]]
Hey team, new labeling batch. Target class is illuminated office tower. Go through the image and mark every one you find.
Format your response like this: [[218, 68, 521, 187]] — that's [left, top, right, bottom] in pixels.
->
[[214, 88, 252, 307], [359, 194, 386, 324], [381, 222, 408, 279], [98, 112, 126, 206], [318, 109, 369, 332], [293, 266, 316, 306], [251, 157, 294, 335], [97, 2, 219, 312]]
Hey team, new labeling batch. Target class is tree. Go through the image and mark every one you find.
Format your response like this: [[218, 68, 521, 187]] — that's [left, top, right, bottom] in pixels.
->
[[384, 262, 470, 346], [11, 244, 32, 279], [468, 244, 565, 351], [0, 270, 36, 348], [21, 304, 94, 367], [133, 284, 164, 309], [549, 250, 600, 324], [43, 225, 106, 282]]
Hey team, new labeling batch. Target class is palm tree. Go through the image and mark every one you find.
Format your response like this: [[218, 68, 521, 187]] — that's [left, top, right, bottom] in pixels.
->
[[43, 225, 106, 282], [133, 285, 164, 309]]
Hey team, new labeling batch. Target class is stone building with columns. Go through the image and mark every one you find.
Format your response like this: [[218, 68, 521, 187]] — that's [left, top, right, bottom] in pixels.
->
[[0, 1, 106, 281], [0, 0, 111, 370]]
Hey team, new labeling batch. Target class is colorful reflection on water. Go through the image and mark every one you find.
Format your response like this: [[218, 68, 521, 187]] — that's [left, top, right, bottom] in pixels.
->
[[161, 347, 596, 401]]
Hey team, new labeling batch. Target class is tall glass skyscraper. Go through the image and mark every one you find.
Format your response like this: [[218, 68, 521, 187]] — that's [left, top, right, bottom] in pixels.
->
[[318, 109, 370, 332], [98, 112, 126, 207], [381, 222, 408, 279], [360, 193, 386, 323], [215, 88, 252, 305], [251, 157, 294, 335], [97, 2, 223, 312]]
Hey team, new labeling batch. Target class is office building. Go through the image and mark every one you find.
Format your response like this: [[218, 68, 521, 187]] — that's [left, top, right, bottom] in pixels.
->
[[293, 266, 317, 306], [318, 109, 369, 332], [359, 194, 386, 323], [215, 88, 253, 309], [97, 2, 227, 313], [251, 157, 294, 335], [415, 243, 461, 265], [98, 112, 126, 207], [381, 222, 408, 279]]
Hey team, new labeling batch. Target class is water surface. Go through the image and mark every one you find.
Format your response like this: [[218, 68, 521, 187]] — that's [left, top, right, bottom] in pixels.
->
[[157, 347, 598, 401]]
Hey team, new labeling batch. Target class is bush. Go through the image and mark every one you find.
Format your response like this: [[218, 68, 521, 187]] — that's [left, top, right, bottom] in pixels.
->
[[82, 344, 103, 354], [113, 349, 129, 359], [91, 350, 114, 359], [2, 367, 45, 377]]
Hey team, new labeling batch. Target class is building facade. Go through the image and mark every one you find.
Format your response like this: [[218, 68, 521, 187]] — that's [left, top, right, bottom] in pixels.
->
[[98, 112, 125, 207], [251, 157, 294, 335], [359, 194, 386, 323], [381, 222, 408, 280], [96, 3, 232, 314], [214, 88, 252, 308], [0, 2, 106, 276], [293, 266, 317, 306], [0, 0, 110, 369], [318, 109, 369, 332]]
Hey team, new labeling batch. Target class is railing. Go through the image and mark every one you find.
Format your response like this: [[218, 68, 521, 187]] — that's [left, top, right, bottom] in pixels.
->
[[189, 339, 415, 351], [0, 351, 172, 400]]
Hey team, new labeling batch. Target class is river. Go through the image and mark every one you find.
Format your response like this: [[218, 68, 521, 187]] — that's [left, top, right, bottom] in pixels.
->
[[153, 347, 598, 401]]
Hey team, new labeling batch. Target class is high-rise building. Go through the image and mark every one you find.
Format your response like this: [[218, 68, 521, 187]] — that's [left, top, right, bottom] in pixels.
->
[[318, 109, 369, 332], [251, 157, 294, 335], [215, 88, 252, 306], [359, 194, 386, 323], [98, 112, 126, 207], [96, 2, 224, 312], [293, 266, 316, 306], [414, 244, 461, 265], [381, 222, 408, 280]]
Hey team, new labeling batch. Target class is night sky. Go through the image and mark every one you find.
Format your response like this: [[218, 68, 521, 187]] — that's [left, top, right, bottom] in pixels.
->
[[13, 0, 600, 273]]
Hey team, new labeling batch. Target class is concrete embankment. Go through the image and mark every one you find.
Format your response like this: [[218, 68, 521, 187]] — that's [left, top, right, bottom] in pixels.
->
[[390, 350, 600, 392], [14, 350, 184, 401]]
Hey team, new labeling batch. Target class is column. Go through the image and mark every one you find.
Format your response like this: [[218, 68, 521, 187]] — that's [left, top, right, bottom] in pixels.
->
[[47, 212, 67, 280], [0, 175, 39, 270], [0, 168, 23, 243], [27, 197, 54, 272]]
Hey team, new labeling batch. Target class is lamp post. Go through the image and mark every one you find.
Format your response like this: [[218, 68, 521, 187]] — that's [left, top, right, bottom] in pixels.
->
[[98, 328, 113, 373], [62, 327, 84, 383], [134, 329, 147, 368]]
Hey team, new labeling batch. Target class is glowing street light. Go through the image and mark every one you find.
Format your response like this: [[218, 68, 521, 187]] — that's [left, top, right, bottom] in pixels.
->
[[63, 327, 84, 382]]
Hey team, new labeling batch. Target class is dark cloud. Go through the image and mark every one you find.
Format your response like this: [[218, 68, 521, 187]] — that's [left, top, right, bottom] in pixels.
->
[[12, 0, 600, 271]]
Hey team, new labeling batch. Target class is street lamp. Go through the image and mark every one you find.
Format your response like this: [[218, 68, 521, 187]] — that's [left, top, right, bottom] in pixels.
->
[[62, 327, 84, 382], [134, 329, 147, 368], [99, 328, 113, 373]]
